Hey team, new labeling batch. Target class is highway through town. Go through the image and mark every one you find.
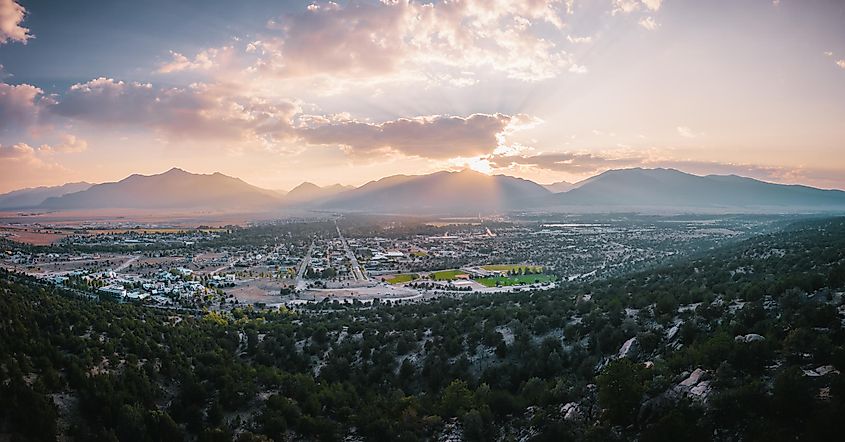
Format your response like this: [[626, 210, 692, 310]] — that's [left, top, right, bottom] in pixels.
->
[[295, 240, 315, 290], [336, 221, 367, 281], [113, 255, 139, 273]]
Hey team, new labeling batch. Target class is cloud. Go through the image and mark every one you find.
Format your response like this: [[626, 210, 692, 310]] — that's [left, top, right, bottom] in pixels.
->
[[0, 141, 56, 171], [250, 0, 573, 83], [612, 0, 640, 14], [53, 134, 88, 153], [836, 60, 845, 70], [619, 0, 663, 13], [823, 51, 833, 57], [639, 16, 659, 30], [489, 150, 845, 190], [641, 0, 663, 11], [613, 0, 662, 15], [52, 78, 300, 142], [567, 35, 592, 44], [0, 81, 46, 131], [157, 47, 233, 73], [569, 64, 589, 74], [0, 0, 31, 44], [0, 141, 36, 159], [299, 113, 522, 159], [39, 76, 529, 162], [490, 151, 642, 173], [676, 126, 697, 138], [0, 142, 68, 192]]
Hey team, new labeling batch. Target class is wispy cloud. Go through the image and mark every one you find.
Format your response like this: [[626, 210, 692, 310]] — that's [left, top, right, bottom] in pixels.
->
[[569, 64, 589, 74], [567, 35, 592, 44], [676, 126, 697, 138], [157, 47, 233, 74], [639, 16, 659, 31], [489, 151, 642, 173], [613, 0, 662, 15]]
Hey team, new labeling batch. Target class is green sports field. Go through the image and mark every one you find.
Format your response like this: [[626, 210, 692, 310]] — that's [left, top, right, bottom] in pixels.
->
[[481, 264, 544, 273], [430, 269, 466, 280], [476, 274, 556, 287], [385, 274, 419, 284]]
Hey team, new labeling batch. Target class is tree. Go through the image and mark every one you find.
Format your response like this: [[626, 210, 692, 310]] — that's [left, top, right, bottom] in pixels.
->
[[597, 358, 649, 426], [440, 380, 474, 418]]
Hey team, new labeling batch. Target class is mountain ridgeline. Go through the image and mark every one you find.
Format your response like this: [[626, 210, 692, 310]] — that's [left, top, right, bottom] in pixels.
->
[[39, 168, 281, 210], [319, 170, 550, 213], [0, 182, 92, 210], [554, 168, 845, 210], [6, 167, 845, 213]]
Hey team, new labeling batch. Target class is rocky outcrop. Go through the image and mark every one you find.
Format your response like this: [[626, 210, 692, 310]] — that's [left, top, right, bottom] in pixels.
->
[[734, 333, 765, 343]]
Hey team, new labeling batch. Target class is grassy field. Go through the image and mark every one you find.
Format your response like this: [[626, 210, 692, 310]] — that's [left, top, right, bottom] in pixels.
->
[[430, 269, 466, 280], [481, 264, 544, 273], [385, 274, 419, 284], [476, 274, 556, 287]]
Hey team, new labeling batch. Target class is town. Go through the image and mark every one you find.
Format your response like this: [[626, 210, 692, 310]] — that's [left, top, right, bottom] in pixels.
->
[[0, 213, 789, 312]]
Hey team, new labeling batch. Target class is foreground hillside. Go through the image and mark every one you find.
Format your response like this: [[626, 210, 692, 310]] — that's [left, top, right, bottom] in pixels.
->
[[1, 218, 845, 440]]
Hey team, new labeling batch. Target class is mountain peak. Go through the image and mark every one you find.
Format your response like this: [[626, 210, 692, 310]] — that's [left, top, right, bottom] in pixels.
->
[[320, 169, 549, 213], [291, 182, 320, 191], [554, 167, 845, 210], [40, 168, 281, 210], [284, 181, 350, 205]]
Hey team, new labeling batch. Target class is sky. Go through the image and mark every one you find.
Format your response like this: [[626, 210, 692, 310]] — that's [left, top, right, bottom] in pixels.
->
[[1, 0, 844, 193]]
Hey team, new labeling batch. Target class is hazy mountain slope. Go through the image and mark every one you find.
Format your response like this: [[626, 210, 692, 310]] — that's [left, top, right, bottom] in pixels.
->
[[0, 182, 93, 209], [321, 169, 550, 213], [543, 180, 575, 193], [39, 168, 282, 210], [284, 182, 353, 205], [553, 168, 845, 209]]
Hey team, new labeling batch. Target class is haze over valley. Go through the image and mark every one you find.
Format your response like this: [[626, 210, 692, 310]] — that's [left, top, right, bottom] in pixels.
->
[[4, 166, 845, 215]]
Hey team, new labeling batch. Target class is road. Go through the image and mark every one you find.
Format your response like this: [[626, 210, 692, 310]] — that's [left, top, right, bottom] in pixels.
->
[[336, 221, 367, 281], [295, 240, 315, 290], [113, 255, 139, 273], [211, 257, 241, 275]]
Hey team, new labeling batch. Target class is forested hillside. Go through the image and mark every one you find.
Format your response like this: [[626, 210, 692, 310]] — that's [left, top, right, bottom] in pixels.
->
[[2, 218, 845, 441]]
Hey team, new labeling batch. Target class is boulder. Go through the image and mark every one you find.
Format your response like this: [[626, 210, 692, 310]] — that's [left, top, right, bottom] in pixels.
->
[[560, 402, 583, 421], [734, 333, 765, 343], [617, 337, 638, 358], [680, 368, 708, 387]]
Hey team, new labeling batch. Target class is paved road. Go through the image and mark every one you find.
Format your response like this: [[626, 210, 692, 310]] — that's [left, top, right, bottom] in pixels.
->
[[336, 221, 367, 281], [295, 240, 315, 290], [211, 256, 241, 275], [113, 255, 139, 273]]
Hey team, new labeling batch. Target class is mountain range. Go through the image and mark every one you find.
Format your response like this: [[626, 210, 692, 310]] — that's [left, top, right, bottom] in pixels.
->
[[0, 182, 92, 210], [319, 170, 550, 213], [5, 167, 845, 214], [552, 168, 845, 210], [283, 182, 354, 206], [542, 180, 575, 193], [39, 168, 281, 210]]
